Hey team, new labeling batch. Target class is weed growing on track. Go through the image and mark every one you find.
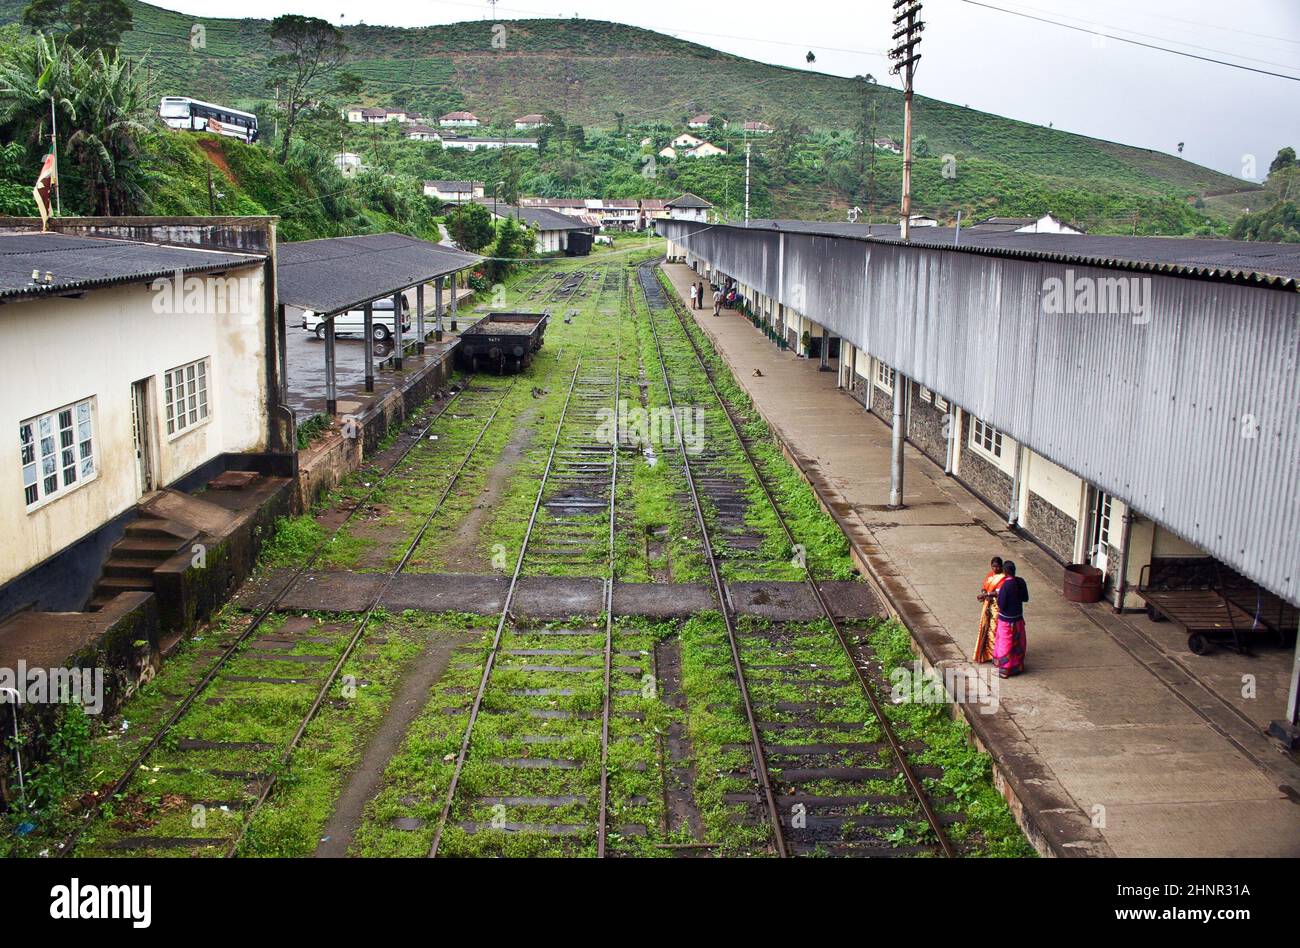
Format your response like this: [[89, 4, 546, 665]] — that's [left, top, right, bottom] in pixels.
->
[[867, 620, 1036, 857]]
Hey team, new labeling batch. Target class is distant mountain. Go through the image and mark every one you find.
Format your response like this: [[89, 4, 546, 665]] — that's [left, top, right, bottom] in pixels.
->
[[0, 0, 1256, 229]]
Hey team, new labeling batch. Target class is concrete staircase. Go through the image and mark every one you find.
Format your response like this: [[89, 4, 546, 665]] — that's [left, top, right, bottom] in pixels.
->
[[87, 513, 198, 611]]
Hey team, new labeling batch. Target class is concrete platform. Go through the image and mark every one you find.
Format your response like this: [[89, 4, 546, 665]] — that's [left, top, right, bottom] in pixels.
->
[[235, 571, 882, 622], [662, 260, 1300, 858]]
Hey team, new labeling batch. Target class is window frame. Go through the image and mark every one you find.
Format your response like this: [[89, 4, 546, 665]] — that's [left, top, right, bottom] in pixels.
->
[[969, 416, 1004, 461], [164, 357, 212, 439], [874, 360, 895, 394], [934, 393, 950, 412], [919, 386, 933, 404], [20, 397, 97, 511]]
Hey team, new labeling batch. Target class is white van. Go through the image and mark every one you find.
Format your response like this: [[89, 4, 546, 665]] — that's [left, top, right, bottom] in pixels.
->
[[302, 296, 412, 341]]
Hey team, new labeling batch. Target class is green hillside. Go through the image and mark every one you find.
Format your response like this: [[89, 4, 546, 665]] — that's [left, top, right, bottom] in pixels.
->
[[0, 0, 1261, 232]]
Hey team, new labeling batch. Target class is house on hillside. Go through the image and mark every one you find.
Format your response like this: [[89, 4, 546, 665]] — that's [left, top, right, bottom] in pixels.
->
[[441, 137, 538, 152], [666, 192, 713, 223], [344, 106, 366, 123], [0, 220, 290, 619], [968, 214, 1084, 235], [424, 180, 485, 203], [688, 113, 712, 129], [672, 133, 705, 149], [742, 121, 773, 134], [514, 114, 548, 130], [519, 197, 588, 218], [333, 152, 366, 178], [873, 137, 902, 154], [485, 204, 595, 254], [685, 142, 728, 158], [658, 146, 678, 160], [404, 124, 442, 142], [440, 111, 480, 128]]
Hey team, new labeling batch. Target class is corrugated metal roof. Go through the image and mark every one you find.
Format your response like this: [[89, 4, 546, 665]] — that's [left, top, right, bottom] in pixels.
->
[[277, 233, 481, 315], [0, 231, 264, 303], [664, 219, 1300, 603], [725, 220, 1300, 289]]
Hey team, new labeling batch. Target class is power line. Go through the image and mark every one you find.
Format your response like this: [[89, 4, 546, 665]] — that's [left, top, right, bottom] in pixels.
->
[[957, 0, 1300, 82]]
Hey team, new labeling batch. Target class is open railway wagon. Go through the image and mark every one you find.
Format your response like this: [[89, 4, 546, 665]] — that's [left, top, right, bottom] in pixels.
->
[[1137, 558, 1299, 655], [456, 311, 549, 373]]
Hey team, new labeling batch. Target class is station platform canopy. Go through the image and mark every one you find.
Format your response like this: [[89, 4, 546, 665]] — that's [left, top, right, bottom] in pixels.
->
[[277, 232, 482, 316]]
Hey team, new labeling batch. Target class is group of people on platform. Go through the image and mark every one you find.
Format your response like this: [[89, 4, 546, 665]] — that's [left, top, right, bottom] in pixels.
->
[[688, 279, 737, 316], [974, 556, 1029, 678]]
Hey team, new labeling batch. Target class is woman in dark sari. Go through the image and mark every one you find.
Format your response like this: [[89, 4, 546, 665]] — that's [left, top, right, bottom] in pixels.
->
[[994, 560, 1029, 678]]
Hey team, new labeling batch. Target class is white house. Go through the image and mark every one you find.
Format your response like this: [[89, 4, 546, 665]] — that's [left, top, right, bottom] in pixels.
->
[[514, 113, 547, 130], [665, 192, 712, 223], [404, 124, 442, 142], [439, 111, 480, 128], [658, 146, 678, 160], [424, 180, 485, 203], [440, 137, 538, 152], [873, 137, 902, 154], [0, 224, 282, 614], [487, 204, 592, 254], [672, 133, 704, 149], [685, 142, 728, 158], [742, 121, 773, 134], [333, 152, 366, 178], [687, 113, 712, 129], [969, 214, 1084, 235]]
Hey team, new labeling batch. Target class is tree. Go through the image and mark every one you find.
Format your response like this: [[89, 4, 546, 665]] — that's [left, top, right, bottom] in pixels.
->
[[1269, 146, 1297, 176], [266, 15, 348, 163], [499, 146, 521, 205], [446, 201, 495, 252], [613, 111, 625, 135], [21, 0, 133, 54], [65, 48, 152, 215]]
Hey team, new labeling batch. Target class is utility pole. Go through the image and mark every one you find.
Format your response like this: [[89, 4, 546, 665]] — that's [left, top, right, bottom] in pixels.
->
[[890, 0, 923, 242], [744, 141, 751, 226], [49, 95, 60, 217]]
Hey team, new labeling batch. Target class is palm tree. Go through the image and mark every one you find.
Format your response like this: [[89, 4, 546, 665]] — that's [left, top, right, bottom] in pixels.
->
[[65, 48, 154, 215], [0, 33, 77, 154]]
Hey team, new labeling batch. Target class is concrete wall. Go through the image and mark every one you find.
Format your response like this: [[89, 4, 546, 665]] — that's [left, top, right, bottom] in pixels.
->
[[1, 268, 269, 587]]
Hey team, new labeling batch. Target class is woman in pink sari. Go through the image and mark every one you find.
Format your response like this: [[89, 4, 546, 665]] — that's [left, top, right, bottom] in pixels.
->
[[993, 560, 1029, 678]]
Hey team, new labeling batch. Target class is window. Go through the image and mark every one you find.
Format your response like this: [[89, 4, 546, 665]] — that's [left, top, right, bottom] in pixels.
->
[[969, 416, 1003, 459], [934, 394, 950, 412], [20, 398, 96, 508], [919, 386, 933, 403], [874, 360, 895, 393], [164, 358, 210, 436]]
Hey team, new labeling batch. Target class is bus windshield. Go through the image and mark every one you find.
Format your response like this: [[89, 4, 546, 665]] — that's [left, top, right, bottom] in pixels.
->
[[160, 100, 190, 118]]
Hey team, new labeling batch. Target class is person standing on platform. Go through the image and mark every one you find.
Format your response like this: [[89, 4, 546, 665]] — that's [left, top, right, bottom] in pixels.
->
[[689, 283, 698, 309], [994, 561, 1029, 678]]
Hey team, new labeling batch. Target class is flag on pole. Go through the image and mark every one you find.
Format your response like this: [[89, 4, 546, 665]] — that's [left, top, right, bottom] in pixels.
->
[[33, 151, 56, 231]]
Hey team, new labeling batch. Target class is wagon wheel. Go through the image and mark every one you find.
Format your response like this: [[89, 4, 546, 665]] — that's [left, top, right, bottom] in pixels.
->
[[1187, 633, 1212, 656], [1145, 603, 1166, 622]]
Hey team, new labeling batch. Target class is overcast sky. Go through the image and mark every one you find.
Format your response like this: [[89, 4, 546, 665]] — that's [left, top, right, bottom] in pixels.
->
[[162, 0, 1300, 180]]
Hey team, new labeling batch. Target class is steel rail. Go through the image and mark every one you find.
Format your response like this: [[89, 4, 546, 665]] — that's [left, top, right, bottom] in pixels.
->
[[428, 361, 584, 857], [225, 379, 519, 856], [656, 268, 956, 858], [57, 381, 480, 856], [595, 275, 625, 858], [636, 264, 789, 858]]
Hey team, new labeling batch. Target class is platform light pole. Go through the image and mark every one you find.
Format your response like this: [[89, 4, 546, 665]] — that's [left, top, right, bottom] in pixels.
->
[[890, 0, 923, 242]]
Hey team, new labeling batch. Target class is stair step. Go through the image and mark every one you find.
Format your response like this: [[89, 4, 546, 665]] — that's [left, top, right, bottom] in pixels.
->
[[95, 575, 155, 593], [125, 516, 198, 542], [114, 537, 187, 558], [104, 559, 162, 578]]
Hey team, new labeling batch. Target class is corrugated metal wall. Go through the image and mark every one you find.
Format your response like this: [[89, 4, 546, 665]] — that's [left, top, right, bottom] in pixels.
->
[[662, 221, 1300, 604]]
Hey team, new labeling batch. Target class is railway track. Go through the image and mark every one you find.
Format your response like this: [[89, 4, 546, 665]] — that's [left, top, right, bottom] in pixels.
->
[[637, 263, 956, 858], [61, 378, 519, 857], [427, 283, 635, 857]]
